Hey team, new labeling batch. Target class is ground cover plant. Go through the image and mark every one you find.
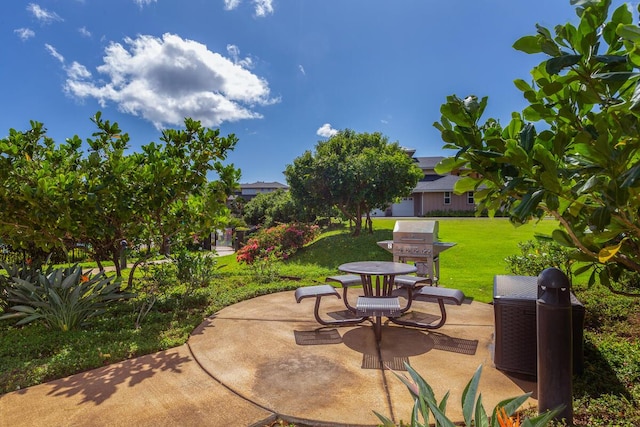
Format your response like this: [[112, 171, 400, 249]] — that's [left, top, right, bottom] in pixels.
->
[[0, 218, 638, 425]]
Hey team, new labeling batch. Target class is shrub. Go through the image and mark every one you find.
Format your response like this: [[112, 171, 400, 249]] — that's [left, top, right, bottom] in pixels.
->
[[236, 223, 319, 265], [505, 239, 573, 282], [172, 249, 220, 296], [0, 260, 41, 311], [0, 265, 134, 331], [376, 364, 559, 427], [236, 223, 318, 283], [134, 260, 176, 328]]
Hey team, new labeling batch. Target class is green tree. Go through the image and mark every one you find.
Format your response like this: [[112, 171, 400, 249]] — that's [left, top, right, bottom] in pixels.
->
[[285, 129, 423, 236], [136, 118, 239, 255], [0, 121, 84, 262], [0, 114, 239, 278], [74, 113, 143, 277], [243, 189, 310, 227], [434, 0, 640, 294]]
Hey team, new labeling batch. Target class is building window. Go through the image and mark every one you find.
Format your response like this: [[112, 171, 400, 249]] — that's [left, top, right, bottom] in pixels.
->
[[444, 191, 451, 205], [467, 191, 474, 204]]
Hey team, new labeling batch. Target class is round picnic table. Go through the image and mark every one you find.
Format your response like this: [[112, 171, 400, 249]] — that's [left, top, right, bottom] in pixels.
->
[[338, 261, 417, 296], [338, 261, 417, 341]]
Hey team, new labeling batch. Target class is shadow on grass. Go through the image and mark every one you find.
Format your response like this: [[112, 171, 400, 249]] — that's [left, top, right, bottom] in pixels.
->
[[574, 340, 633, 402], [294, 229, 393, 269]]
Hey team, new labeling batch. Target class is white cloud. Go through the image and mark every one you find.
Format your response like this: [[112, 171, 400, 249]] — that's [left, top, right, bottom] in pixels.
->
[[298, 65, 305, 75], [63, 33, 278, 129], [254, 0, 274, 17], [67, 62, 92, 80], [223, 0, 273, 17], [27, 3, 63, 24], [14, 28, 35, 41], [133, 0, 157, 7], [78, 27, 91, 38], [45, 44, 65, 63], [224, 0, 241, 10], [227, 44, 254, 69], [317, 123, 338, 138]]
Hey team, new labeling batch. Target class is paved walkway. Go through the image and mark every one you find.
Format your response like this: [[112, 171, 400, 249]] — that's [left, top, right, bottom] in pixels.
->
[[101, 245, 236, 273], [0, 287, 538, 426]]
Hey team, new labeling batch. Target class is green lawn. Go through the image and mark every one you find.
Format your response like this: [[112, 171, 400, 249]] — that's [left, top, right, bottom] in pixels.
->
[[290, 217, 560, 303]]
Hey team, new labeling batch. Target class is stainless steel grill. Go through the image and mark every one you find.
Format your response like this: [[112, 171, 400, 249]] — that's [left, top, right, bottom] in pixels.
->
[[377, 220, 455, 283]]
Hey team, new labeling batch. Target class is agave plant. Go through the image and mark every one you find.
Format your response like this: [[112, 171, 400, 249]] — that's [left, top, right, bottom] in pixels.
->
[[0, 264, 134, 331], [375, 364, 561, 427], [1, 261, 35, 310]]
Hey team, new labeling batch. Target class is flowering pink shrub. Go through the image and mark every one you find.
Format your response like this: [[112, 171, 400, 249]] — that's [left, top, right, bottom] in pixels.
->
[[236, 223, 319, 265]]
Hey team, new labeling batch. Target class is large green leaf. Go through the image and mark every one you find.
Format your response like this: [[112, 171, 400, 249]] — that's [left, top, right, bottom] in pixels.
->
[[593, 54, 628, 64], [434, 156, 466, 174], [545, 55, 582, 75], [589, 206, 612, 231], [513, 35, 542, 54], [461, 365, 482, 426], [621, 162, 640, 187], [474, 395, 489, 427], [616, 23, 640, 42], [552, 229, 574, 247], [593, 71, 640, 82], [630, 81, 640, 111], [454, 177, 479, 194], [519, 123, 535, 152]]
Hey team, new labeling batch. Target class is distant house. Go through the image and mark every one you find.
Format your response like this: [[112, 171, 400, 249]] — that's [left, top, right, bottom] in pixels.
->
[[372, 156, 476, 217], [235, 181, 289, 201]]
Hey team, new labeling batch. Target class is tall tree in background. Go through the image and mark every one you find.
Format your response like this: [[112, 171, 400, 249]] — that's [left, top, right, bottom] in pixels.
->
[[434, 0, 640, 294], [285, 129, 423, 236], [242, 189, 303, 228]]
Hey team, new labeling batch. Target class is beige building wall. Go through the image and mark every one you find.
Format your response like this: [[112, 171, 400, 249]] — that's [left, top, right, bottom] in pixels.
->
[[419, 192, 474, 214]]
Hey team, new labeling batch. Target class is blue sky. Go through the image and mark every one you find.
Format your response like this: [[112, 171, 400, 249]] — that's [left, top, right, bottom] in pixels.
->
[[1, 0, 626, 184]]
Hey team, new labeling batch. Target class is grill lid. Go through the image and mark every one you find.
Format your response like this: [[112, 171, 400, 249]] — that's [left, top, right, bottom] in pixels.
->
[[393, 220, 438, 244]]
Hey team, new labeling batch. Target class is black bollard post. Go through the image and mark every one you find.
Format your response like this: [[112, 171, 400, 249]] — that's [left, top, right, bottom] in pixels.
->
[[537, 267, 573, 423]]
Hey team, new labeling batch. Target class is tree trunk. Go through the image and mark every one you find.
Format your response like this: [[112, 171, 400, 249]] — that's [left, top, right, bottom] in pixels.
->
[[352, 205, 362, 236], [160, 235, 170, 256], [111, 248, 122, 278], [126, 256, 152, 291]]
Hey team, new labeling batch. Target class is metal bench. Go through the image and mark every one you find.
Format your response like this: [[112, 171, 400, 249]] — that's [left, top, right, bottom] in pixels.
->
[[392, 286, 465, 329], [356, 296, 402, 341], [325, 274, 361, 287], [356, 296, 402, 317], [295, 284, 365, 326], [326, 274, 362, 312], [394, 275, 432, 288]]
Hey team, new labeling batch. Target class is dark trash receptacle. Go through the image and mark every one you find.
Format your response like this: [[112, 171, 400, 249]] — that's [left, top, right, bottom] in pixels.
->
[[493, 275, 584, 377]]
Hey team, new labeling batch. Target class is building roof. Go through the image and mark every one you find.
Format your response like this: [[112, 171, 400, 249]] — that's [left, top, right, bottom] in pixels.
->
[[414, 156, 446, 170], [239, 181, 289, 190], [413, 174, 461, 192]]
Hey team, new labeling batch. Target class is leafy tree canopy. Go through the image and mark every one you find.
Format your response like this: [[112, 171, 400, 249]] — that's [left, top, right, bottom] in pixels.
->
[[285, 129, 423, 236], [434, 0, 640, 294], [242, 189, 312, 228], [0, 112, 239, 276]]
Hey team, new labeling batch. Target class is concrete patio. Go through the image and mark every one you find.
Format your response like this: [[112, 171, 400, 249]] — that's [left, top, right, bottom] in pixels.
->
[[0, 290, 537, 426]]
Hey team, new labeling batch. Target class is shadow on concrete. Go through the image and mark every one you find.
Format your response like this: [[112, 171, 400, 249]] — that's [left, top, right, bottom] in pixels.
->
[[45, 349, 191, 405]]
